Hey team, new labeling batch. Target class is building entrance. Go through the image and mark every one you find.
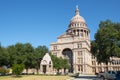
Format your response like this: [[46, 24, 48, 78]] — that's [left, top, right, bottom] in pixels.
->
[[43, 65, 46, 74], [62, 48, 73, 73]]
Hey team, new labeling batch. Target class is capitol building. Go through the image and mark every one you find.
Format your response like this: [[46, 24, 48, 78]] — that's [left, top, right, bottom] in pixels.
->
[[50, 6, 91, 74], [20, 6, 120, 75], [50, 6, 120, 74]]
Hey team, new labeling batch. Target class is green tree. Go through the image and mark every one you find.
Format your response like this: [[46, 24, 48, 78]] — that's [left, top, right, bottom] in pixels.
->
[[15, 43, 24, 55], [51, 54, 70, 74], [7, 45, 16, 67], [51, 54, 60, 72], [62, 59, 70, 73], [91, 20, 120, 67], [12, 64, 24, 76], [23, 53, 35, 74], [22, 43, 35, 74], [14, 43, 25, 64], [35, 45, 49, 58], [0, 46, 9, 67], [23, 43, 34, 54], [2, 42, 49, 74], [7, 44, 24, 66]]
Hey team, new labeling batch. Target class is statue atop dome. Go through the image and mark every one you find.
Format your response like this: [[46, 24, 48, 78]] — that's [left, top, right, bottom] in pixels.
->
[[75, 5, 80, 15]]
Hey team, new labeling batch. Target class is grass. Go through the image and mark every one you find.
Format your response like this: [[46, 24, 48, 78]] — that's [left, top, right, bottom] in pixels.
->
[[0, 75, 71, 80]]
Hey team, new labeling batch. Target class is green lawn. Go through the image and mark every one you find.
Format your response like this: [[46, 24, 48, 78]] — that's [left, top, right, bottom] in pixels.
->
[[0, 75, 71, 80]]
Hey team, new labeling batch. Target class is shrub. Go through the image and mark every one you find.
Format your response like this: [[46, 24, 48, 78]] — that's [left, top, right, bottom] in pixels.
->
[[5, 69, 10, 74], [0, 67, 6, 75], [12, 64, 24, 76]]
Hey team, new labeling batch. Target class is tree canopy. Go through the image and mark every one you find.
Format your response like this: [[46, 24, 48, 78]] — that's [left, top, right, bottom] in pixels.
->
[[0, 46, 9, 67], [0, 42, 70, 74], [50, 54, 70, 73], [91, 20, 120, 64], [0, 43, 49, 74]]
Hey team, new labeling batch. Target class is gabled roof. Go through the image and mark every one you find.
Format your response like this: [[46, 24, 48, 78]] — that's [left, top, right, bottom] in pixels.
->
[[58, 33, 72, 39], [41, 53, 53, 65]]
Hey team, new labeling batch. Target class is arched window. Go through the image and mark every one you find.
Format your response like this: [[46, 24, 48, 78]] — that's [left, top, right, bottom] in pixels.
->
[[49, 61, 51, 65], [49, 61, 51, 67]]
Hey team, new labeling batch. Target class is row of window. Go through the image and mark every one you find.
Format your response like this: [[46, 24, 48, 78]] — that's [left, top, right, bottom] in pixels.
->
[[53, 43, 83, 50], [92, 67, 120, 73], [112, 60, 120, 65], [70, 31, 89, 37], [70, 23, 86, 28], [91, 60, 120, 65]]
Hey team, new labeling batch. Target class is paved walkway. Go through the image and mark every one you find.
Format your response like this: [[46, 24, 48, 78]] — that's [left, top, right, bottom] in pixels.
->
[[69, 74, 99, 80]]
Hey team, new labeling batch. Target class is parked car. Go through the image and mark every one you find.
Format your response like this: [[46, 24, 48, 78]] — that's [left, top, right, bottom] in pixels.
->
[[97, 71, 117, 80], [115, 71, 120, 80], [0, 73, 6, 76]]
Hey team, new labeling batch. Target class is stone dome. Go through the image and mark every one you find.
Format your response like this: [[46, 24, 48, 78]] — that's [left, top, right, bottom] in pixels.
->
[[70, 14, 85, 23], [70, 6, 85, 23], [68, 6, 87, 29]]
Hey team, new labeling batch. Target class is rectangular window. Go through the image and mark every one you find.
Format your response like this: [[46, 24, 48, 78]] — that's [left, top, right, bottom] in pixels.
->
[[78, 65, 80, 71], [78, 51, 82, 56], [92, 61, 96, 65], [92, 67, 95, 72], [78, 43, 82, 48], [98, 67, 102, 72], [80, 33, 83, 37], [53, 46, 57, 50], [78, 58, 83, 64], [80, 58, 83, 64], [92, 55, 95, 59]]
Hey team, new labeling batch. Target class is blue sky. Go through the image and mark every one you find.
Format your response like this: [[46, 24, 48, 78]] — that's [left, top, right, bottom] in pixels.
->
[[0, 0, 120, 48]]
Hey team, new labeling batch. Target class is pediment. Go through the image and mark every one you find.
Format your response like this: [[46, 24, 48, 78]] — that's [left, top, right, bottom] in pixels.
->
[[58, 33, 72, 39]]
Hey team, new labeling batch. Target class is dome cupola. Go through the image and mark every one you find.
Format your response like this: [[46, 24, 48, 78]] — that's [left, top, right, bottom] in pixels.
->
[[70, 5, 85, 23], [66, 6, 90, 39]]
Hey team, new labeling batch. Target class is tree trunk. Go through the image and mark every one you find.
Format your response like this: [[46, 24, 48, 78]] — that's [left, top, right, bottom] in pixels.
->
[[26, 68, 28, 74], [36, 68, 39, 74]]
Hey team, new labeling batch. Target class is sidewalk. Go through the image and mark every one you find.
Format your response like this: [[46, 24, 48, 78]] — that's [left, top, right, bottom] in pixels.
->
[[68, 74, 98, 80]]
